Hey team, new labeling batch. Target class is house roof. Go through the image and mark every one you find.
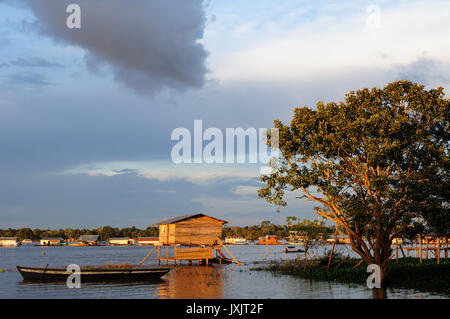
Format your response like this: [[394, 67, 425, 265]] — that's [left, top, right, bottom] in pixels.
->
[[0, 237, 18, 240], [41, 237, 64, 241], [78, 235, 99, 241], [153, 213, 228, 225]]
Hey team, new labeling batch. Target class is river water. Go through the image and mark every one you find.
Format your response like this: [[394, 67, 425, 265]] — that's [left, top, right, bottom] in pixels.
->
[[0, 244, 446, 299]]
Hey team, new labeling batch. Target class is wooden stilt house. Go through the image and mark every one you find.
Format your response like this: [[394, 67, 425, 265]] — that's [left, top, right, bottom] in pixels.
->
[[155, 213, 227, 246], [139, 214, 241, 265]]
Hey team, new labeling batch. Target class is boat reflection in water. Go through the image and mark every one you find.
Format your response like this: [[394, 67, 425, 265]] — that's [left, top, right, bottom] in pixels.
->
[[157, 265, 223, 299]]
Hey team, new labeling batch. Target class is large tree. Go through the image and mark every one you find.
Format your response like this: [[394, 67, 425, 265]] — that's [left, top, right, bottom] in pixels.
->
[[258, 81, 449, 287]]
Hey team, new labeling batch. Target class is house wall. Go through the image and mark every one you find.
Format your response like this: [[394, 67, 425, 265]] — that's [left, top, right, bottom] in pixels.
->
[[0, 239, 18, 246], [258, 236, 279, 245], [137, 238, 159, 245], [174, 247, 213, 260], [159, 216, 223, 246], [109, 239, 129, 245]]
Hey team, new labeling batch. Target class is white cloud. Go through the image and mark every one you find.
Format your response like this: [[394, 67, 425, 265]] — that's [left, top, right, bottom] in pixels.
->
[[206, 0, 450, 83], [232, 185, 259, 196], [63, 161, 260, 184], [190, 188, 318, 226]]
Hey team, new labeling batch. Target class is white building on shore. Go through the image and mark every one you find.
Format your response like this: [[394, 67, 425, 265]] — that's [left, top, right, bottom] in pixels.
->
[[108, 237, 132, 246], [225, 237, 248, 245], [0, 237, 20, 246]]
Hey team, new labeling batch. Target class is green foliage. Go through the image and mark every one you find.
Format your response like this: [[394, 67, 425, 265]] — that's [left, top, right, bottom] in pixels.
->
[[222, 222, 291, 240], [286, 216, 330, 241], [258, 80, 449, 270]]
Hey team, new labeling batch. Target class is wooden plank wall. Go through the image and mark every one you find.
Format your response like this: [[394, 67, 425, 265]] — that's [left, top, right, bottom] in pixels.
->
[[158, 216, 223, 245], [173, 216, 223, 245], [175, 247, 213, 260], [159, 225, 169, 244]]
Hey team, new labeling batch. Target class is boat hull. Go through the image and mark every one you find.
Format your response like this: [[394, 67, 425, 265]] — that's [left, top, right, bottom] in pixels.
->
[[17, 266, 170, 282], [284, 246, 305, 253]]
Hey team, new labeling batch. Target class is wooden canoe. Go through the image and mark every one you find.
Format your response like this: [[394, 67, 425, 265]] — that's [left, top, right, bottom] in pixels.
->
[[17, 265, 170, 282], [284, 246, 305, 253]]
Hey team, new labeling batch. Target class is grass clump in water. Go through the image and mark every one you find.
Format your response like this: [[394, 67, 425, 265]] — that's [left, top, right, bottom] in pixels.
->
[[251, 257, 450, 295]]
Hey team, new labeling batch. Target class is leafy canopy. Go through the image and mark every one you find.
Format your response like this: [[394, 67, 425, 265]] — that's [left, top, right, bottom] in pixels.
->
[[259, 80, 449, 266]]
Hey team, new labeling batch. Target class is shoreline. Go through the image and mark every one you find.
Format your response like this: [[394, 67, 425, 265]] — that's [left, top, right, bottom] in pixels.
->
[[251, 257, 450, 296]]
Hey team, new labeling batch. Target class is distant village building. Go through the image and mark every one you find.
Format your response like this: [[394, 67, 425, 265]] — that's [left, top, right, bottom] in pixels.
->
[[326, 235, 351, 244], [258, 235, 282, 245], [137, 237, 159, 246], [40, 237, 65, 246], [108, 237, 132, 246], [22, 239, 33, 244], [77, 235, 100, 245], [289, 230, 328, 242], [0, 237, 20, 246], [224, 237, 248, 245]]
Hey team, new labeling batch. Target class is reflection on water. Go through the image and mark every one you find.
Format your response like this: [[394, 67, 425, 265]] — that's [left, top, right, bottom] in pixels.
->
[[158, 266, 223, 299], [0, 245, 447, 299]]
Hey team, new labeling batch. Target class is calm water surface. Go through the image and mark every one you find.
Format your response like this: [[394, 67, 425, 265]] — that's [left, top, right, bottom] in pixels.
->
[[0, 245, 446, 299]]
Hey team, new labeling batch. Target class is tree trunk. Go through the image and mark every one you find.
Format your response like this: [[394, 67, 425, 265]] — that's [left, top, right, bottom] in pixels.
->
[[372, 287, 387, 299]]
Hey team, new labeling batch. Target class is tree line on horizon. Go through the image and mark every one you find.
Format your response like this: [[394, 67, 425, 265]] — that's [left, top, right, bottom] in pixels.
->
[[0, 219, 335, 241], [0, 226, 159, 241], [223, 219, 334, 240]]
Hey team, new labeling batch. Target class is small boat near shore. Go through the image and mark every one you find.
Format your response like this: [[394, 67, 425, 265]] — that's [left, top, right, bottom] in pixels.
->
[[17, 265, 170, 282], [284, 246, 305, 253]]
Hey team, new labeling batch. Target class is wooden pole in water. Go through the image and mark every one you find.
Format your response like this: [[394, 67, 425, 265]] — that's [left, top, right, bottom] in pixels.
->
[[265, 235, 268, 258], [174, 245, 176, 265], [399, 244, 406, 258], [419, 235, 423, 264], [437, 238, 440, 264], [157, 245, 161, 265], [419, 218, 423, 263], [166, 246, 169, 265], [446, 238, 448, 259], [327, 240, 336, 271], [396, 245, 398, 263]]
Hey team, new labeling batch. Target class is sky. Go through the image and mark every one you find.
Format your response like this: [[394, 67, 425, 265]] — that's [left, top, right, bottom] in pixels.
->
[[0, 0, 449, 229]]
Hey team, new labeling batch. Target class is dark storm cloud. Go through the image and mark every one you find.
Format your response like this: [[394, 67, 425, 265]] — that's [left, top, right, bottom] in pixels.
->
[[19, 0, 208, 94]]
